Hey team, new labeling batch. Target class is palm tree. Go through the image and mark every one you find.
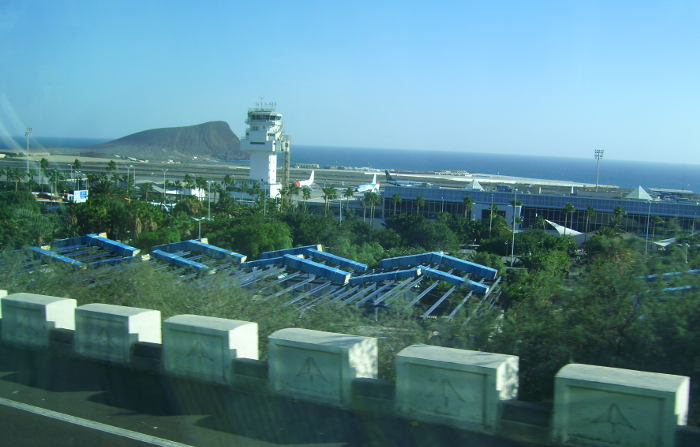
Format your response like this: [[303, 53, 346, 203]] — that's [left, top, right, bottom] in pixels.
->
[[71, 159, 81, 172], [10, 168, 26, 191], [249, 181, 261, 204], [416, 195, 425, 216], [365, 192, 381, 226], [343, 187, 354, 217], [597, 222, 623, 238], [184, 174, 195, 190], [322, 186, 337, 211], [278, 186, 290, 210], [27, 168, 38, 191], [562, 203, 575, 235], [613, 205, 626, 220], [141, 182, 154, 201], [47, 169, 63, 194], [86, 173, 100, 190], [39, 157, 50, 192], [237, 181, 249, 202], [106, 160, 117, 173], [195, 176, 207, 191], [535, 215, 547, 230], [92, 177, 118, 198], [489, 203, 498, 237], [463, 196, 474, 219], [584, 206, 596, 242], [651, 215, 664, 239], [612, 206, 627, 232], [391, 193, 402, 215], [301, 186, 312, 209]]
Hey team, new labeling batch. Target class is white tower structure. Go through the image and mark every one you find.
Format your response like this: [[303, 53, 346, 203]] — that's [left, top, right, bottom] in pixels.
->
[[240, 103, 290, 198]]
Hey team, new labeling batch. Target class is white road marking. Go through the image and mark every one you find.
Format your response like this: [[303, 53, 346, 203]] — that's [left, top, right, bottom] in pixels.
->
[[0, 396, 194, 447]]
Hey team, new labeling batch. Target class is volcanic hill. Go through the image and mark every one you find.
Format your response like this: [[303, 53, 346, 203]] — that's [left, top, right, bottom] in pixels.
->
[[77, 121, 246, 162]]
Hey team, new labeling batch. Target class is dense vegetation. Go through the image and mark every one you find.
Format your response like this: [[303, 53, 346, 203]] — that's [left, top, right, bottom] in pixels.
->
[[1, 168, 699, 423]]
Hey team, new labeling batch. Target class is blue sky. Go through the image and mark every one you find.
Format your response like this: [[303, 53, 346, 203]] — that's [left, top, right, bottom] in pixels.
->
[[1, 0, 699, 163]]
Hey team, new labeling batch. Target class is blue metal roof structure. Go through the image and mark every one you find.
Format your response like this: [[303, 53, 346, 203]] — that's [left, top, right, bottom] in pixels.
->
[[282, 254, 351, 285], [417, 265, 489, 293], [30, 246, 84, 267], [29, 234, 141, 268], [151, 249, 215, 276], [348, 268, 421, 285], [259, 245, 322, 259], [242, 256, 289, 270], [637, 269, 700, 282], [428, 253, 498, 280], [379, 252, 497, 282], [306, 249, 368, 273], [154, 240, 246, 264], [5, 234, 506, 323], [379, 253, 427, 269]]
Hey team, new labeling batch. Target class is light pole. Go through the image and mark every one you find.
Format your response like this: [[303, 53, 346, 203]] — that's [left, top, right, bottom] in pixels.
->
[[441, 197, 444, 213], [25, 128, 32, 174], [126, 165, 133, 198], [595, 149, 604, 192], [161, 169, 168, 204], [207, 180, 212, 220], [191, 217, 207, 240], [489, 194, 494, 238], [67, 164, 73, 186], [511, 189, 518, 267], [645, 200, 651, 254]]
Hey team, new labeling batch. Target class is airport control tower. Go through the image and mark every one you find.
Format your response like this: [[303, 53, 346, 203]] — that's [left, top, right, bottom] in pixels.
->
[[240, 103, 290, 198]]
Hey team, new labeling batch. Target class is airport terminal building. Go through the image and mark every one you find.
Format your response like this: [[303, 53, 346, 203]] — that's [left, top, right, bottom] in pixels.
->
[[381, 184, 700, 235]]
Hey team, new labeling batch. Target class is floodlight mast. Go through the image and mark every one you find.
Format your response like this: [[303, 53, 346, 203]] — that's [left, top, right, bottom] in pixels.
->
[[595, 149, 604, 192], [25, 128, 32, 173]]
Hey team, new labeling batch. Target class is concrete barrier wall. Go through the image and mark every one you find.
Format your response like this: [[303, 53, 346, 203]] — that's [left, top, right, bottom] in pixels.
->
[[0, 291, 696, 446], [75, 303, 161, 363], [553, 364, 689, 447], [163, 314, 258, 384], [269, 328, 377, 407], [1, 293, 76, 349], [395, 344, 518, 433]]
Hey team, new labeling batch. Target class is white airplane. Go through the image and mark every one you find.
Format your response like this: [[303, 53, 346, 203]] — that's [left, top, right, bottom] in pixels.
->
[[384, 170, 432, 187], [356, 174, 380, 193], [294, 170, 315, 188]]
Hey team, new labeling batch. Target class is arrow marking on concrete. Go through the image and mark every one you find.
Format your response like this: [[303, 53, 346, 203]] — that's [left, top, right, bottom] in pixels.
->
[[591, 403, 636, 433], [426, 378, 465, 408], [295, 357, 328, 386]]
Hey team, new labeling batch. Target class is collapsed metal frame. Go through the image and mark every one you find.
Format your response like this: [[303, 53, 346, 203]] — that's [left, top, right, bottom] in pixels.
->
[[3, 235, 503, 324]]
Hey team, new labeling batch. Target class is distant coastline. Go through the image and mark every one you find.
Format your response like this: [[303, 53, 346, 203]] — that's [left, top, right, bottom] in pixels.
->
[[3, 137, 698, 193]]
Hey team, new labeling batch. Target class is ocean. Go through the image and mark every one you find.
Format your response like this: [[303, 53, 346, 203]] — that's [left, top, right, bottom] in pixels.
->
[[3, 137, 698, 193]]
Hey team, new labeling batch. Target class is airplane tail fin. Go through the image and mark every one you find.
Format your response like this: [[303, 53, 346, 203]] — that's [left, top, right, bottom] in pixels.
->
[[371, 174, 377, 184], [385, 170, 394, 181], [309, 170, 314, 183]]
